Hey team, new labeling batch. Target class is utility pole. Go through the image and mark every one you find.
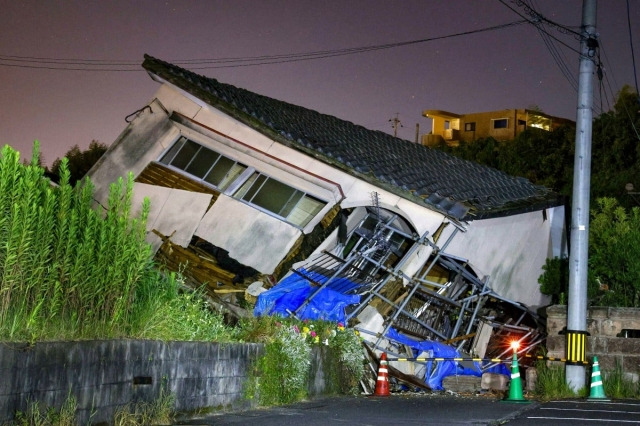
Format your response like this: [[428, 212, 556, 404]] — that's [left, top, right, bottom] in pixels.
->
[[389, 113, 403, 138], [566, 0, 597, 392]]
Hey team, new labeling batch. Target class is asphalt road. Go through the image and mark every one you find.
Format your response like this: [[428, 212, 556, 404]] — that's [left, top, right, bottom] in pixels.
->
[[176, 394, 640, 425], [175, 393, 537, 425], [504, 399, 640, 425]]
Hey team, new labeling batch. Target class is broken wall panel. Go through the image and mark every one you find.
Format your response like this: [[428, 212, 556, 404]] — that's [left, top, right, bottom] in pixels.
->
[[136, 161, 222, 208], [131, 182, 211, 252], [153, 232, 237, 287], [195, 195, 303, 274], [443, 208, 564, 309]]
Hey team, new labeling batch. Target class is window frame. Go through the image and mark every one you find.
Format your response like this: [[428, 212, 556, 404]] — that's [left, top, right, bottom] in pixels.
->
[[231, 170, 326, 228], [158, 136, 327, 228], [159, 136, 249, 192], [492, 118, 509, 129]]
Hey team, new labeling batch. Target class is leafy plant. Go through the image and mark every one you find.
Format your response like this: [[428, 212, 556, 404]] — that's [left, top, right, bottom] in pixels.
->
[[250, 321, 312, 405], [0, 143, 233, 342], [538, 256, 569, 304], [540, 198, 640, 308], [329, 323, 365, 394], [134, 277, 237, 342], [244, 317, 365, 405], [589, 198, 640, 307]]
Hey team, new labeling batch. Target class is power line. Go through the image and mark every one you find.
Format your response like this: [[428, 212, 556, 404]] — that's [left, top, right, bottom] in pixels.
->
[[508, 0, 582, 37], [0, 19, 528, 71], [599, 42, 640, 141], [537, 22, 579, 91], [627, 0, 640, 100], [497, 0, 582, 56]]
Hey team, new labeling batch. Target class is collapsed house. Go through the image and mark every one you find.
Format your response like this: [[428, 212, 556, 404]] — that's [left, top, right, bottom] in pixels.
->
[[88, 55, 567, 390]]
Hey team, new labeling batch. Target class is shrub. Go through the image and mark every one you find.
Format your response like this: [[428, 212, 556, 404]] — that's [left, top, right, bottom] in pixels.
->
[[539, 198, 640, 308], [243, 317, 365, 405]]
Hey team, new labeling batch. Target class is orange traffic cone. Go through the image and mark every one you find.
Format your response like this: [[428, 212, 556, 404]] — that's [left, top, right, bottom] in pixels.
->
[[373, 353, 390, 396]]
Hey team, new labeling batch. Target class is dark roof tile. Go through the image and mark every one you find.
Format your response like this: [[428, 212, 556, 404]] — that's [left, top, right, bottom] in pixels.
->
[[142, 55, 563, 220]]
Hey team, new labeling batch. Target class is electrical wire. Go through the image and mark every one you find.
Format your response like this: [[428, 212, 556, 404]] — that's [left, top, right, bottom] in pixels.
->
[[0, 19, 528, 71], [497, 0, 582, 56], [599, 40, 621, 105], [500, 0, 582, 100], [627, 0, 640, 99], [510, 0, 582, 37], [537, 22, 579, 92], [599, 39, 640, 140]]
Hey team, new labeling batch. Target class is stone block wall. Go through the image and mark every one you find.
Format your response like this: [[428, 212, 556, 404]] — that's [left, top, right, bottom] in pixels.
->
[[0, 340, 344, 424], [0, 340, 263, 424], [546, 305, 640, 376]]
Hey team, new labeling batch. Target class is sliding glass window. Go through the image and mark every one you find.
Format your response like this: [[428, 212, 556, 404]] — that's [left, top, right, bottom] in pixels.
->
[[160, 136, 326, 227], [233, 171, 325, 227], [160, 136, 247, 192]]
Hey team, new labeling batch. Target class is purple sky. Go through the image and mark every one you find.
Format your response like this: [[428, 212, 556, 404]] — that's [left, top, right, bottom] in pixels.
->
[[1, 1, 638, 166]]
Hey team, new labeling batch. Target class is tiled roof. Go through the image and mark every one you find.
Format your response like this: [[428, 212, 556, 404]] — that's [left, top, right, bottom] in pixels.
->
[[142, 55, 563, 221]]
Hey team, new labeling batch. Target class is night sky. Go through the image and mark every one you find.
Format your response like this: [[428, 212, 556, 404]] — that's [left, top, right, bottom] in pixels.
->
[[1, 1, 638, 165]]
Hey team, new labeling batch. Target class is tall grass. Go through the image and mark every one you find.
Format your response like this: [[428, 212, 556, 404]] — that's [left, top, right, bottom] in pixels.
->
[[603, 362, 640, 399], [13, 392, 77, 426], [113, 386, 175, 425], [533, 360, 581, 400], [0, 143, 234, 342], [535, 358, 640, 400]]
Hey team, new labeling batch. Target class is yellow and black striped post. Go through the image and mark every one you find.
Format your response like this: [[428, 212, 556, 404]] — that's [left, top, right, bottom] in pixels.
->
[[566, 329, 588, 365]]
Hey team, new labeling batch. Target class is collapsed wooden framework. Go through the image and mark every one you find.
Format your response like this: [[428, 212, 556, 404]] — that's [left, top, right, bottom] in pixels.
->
[[286, 204, 545, 386]]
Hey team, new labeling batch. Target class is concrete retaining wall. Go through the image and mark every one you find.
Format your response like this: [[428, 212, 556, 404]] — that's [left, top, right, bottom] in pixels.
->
[[546, 305, 640, 377], [0, 340, 264, 424]]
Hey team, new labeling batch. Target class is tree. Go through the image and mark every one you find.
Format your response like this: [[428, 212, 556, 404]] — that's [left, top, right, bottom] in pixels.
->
[[590, 85, 640, 207], [588, 198, 640, 306], [50, 140, 107, 185], [431, 87, 640, 208]]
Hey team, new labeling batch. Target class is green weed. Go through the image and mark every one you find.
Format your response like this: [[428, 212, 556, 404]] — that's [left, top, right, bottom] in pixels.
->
[[113, 387, 175, 426], [603, 361, 640, 399], [533, 360, 581, 400]]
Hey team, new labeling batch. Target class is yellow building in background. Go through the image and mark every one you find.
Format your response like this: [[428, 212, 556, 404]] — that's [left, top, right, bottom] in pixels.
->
[[422, 108, 574, 146]]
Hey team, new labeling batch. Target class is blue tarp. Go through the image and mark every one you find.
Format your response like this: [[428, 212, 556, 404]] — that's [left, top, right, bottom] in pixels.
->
[[254, 268, 509, 390], [386, 328, 509, 390], [254, 268, 361, 323]]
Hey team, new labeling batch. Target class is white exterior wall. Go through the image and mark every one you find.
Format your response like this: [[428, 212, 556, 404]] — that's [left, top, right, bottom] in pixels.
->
[[442, 206, 566, 308], [130, 183, 212, 252], [88, 98, 182, 203], [153, 84, 448, 236], [196, 195, 302, 274], [89, 80, 565, 304], [89, 83, 448, 275]]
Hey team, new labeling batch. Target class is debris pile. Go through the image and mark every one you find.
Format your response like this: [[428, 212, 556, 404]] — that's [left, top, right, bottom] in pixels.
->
[[254, 204, 545, 392]]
